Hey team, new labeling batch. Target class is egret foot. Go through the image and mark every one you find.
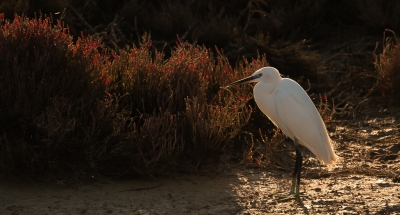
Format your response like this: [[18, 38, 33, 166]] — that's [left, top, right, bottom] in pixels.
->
[[277, 191, 308, 200]]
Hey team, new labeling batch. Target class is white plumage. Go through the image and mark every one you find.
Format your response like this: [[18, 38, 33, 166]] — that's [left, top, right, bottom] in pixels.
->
[[228, 66, 338, 196]]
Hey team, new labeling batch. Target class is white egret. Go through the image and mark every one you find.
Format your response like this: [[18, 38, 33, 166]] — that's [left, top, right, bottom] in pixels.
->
[[227, 67, 338, 197]]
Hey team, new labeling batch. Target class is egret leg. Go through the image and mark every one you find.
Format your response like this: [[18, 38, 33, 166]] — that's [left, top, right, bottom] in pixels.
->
[[289, 140, 300, 194], [278, 138, 307, 199], [294, 138, 302, 196]]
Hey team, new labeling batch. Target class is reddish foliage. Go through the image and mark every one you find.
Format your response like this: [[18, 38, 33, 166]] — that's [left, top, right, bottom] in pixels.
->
[[0, 16, 268, 179], [375, 30, 400, 98]]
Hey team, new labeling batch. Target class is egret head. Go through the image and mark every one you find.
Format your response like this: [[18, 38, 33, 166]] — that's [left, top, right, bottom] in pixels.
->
[[227, 67, 282, 87]]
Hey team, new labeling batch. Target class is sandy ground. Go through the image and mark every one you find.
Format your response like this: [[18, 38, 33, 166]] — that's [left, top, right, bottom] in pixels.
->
[[1, 154, 399, 214], [0, 165, 399, 214], [1, 114, 400, 214]]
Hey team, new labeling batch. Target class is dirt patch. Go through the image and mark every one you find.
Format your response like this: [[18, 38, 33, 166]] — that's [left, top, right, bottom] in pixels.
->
[[1, 111, 399, 214], [1, 165, 399, 214]]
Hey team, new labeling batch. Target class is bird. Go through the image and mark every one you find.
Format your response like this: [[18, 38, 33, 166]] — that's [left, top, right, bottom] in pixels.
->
[[227, 67, 338, 197]]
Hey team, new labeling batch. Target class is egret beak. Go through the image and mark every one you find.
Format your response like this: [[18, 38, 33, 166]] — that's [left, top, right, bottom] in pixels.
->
[[226, 75, 258, 87]]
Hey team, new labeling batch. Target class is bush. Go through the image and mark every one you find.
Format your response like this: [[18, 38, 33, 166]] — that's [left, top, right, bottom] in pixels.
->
[[98, 36, 263, 176], [0, 15, 268, 180], [374, 29, 400, 99], [0, 14, 109, 177]]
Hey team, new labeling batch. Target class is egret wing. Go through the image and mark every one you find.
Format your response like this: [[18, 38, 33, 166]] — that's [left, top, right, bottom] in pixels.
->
[[275, 79, 337, 164]]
